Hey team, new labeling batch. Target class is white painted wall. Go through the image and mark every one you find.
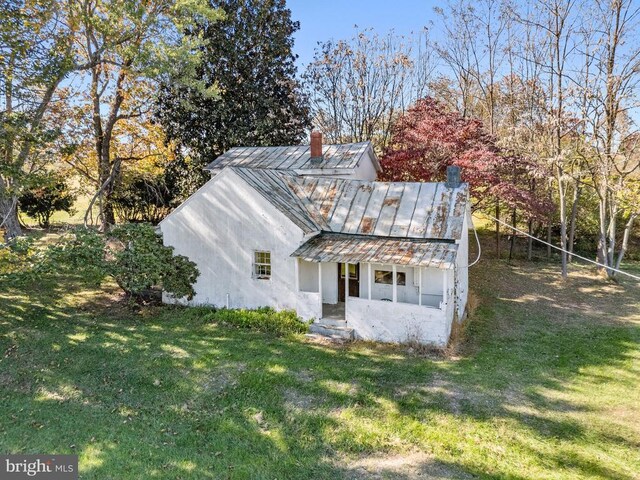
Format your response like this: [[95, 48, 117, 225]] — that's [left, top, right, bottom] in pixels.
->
[[454, 213, 469, 320], [298, 259, 319, 292], [320, 262, 338, 304], [159, 168, 322, 321], [348, 153, 379, 181], [346, 297, 451, 346]]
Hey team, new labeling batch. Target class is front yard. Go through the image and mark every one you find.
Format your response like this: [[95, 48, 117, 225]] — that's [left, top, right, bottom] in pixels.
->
[[0, 257, 638, 479]]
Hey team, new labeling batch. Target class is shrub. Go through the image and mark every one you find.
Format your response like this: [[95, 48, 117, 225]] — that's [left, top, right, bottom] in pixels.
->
[[111, 173, 172, 224], [44, 224, 199, 301], [0, 236, 37, 275], [19, 173, 75, 228], [210, 307, 309, 336]]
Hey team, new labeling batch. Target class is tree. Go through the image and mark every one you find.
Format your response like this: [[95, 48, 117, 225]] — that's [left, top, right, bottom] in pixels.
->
[[303, 28, 434, 152], [0, 0, 76, 240], [62, 0, 221, 232], [111, 171, 172, 224], [581, 0, 640, 277], [380, 97, 550, 218], [156, 0, 310, 192], [18, 173, 75, 228]]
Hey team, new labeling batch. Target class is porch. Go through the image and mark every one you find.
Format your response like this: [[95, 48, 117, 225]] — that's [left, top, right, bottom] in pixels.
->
[[296, 259, 453, 320]]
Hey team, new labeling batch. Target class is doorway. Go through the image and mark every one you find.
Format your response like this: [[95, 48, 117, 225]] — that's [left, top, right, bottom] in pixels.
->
[[337, 263, 360, 302]]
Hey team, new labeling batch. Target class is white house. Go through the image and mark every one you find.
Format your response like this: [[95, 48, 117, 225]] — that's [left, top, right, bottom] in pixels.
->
[[160, 134, 469, 346]]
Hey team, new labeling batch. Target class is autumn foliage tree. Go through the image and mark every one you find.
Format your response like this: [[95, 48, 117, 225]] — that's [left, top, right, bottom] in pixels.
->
[[381, 97, 550, 217]]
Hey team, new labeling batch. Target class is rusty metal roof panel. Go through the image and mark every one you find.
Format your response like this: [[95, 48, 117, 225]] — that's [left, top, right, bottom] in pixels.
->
[[290, 176, 468, 241], [204, 142, 375, 172], [291, 234, 458, 269]]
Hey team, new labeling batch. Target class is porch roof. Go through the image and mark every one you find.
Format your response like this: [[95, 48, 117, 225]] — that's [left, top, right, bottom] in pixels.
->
[[291, 234, 458, 269]]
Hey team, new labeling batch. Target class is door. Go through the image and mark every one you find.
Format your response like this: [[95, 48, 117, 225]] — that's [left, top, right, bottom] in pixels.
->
[[338, 263, 359, 302]]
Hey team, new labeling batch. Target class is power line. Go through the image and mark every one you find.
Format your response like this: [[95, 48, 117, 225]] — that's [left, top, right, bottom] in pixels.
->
[[474, 213, 640, 282]]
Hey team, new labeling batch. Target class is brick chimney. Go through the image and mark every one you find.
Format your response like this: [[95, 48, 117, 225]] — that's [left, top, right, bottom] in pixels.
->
[[310, 130, 323, 159]]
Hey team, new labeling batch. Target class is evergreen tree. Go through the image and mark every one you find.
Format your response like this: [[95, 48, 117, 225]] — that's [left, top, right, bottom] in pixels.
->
[[156, 0, 310, 193]]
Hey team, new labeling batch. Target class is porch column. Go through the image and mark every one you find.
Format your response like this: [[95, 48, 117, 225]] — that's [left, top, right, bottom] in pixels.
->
[[318, 262, 323, 315], [442, 269, 447, 309], [392, 265, 397, 303], [294, 258, 299, 292], [418, 266, 422, 306], [344, 262, 349, 302], [367, 263, 372, 300]]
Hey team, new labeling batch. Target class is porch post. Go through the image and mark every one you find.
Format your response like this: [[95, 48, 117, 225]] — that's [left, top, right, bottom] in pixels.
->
[[392, 264, 397, 303], [367, 263, 372, 300], [442, 269, 447, 309], [418, 266, 422, 306], [318, 262, 323, 316], [294, 258, 299, 292], [344, 262, 349, 302]]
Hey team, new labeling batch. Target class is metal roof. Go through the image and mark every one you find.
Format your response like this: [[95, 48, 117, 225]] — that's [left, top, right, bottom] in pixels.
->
[[291, 234, 458, 269], [232, 168, 326, 234], [230, 167, 468, 241], [204, 142, 380, 173], [293, 177, 468, 241]]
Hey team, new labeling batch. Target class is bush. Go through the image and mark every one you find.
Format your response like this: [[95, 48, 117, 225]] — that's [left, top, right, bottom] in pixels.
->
[[0, 236, 38, 275], [111, 173, 173, 224], [19, 173, 75, 228], [209, 307, 309, 336], [44, 224, 199, 301]]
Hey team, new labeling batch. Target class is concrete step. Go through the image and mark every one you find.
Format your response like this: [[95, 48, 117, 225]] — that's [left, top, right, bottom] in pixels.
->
[[309, 322, 354, 340], [319, 318, 348, 327]]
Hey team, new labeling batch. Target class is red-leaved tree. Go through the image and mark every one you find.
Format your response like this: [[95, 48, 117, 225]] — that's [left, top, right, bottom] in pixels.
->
[[381, 97, 550, 217]]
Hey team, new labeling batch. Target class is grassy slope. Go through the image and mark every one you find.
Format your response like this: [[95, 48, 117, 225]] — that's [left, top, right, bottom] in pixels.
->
[[0, 259, 638, 479]]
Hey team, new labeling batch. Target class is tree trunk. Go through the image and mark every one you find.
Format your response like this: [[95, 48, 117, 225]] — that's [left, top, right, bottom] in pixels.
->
[[596, 196, 608, 276], [557, 166, 568, 279], [0, 190, 22, 241], [547, 222, 552, 259], [527, 219, 533, 261], [508, 208, 517, 263], [567, 183, 581, 262], [614, 213, 637, 272], [495, 200, 501, 259]]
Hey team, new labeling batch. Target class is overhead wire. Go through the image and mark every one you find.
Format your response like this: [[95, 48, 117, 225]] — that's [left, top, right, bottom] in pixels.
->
[[473, 213, 640, 281]]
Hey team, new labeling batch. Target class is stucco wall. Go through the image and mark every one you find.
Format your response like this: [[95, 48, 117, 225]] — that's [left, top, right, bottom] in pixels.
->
[[347, 151, 379, 181], [321, 262, 338, 304], [160, 168, 322, 320], [298, 259, 319, 292], [454, 213, 469, 320], [346, 297, 451, 346]]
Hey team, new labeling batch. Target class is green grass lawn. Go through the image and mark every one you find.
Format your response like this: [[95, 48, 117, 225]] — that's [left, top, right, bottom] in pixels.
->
[[0, 258, 638, 479]]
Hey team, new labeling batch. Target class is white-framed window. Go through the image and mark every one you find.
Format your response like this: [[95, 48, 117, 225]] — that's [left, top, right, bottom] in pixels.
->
[[374, 270, 406, 286], [253, 250, 271, 279]]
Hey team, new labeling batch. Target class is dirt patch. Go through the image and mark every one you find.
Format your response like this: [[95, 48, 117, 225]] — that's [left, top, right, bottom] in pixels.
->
[[394, 375, 491, 415], [283, 388, 321, 411], [335, 451, 475, 479], [292, 368, 315, 383], [202, 362, 246, 395]]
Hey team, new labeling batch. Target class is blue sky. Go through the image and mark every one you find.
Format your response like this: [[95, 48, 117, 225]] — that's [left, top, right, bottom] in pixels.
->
[[288, 0, 440, 69]]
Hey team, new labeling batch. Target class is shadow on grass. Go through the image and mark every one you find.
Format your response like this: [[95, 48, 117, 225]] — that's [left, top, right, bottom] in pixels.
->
[[0, 258, 638, 479]]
